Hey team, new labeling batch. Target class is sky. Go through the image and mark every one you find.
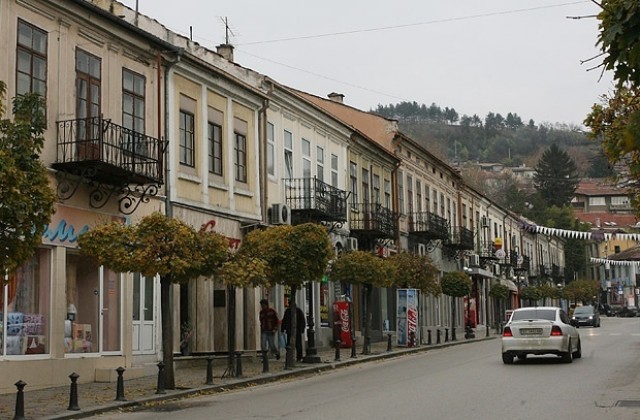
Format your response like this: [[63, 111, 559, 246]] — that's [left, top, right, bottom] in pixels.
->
[[120, 0, 613, 127]]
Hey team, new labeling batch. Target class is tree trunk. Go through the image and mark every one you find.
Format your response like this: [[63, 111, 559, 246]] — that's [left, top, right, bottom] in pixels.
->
[[227, 284, 236, 375], [160, 275, 175, 389], [362, 284, 372, 355], [451, 295, 457, 341], [285, 284, 298, 369]]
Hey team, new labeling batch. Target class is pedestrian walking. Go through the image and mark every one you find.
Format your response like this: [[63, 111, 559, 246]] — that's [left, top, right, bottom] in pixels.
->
[[259, 299, 280, 359], [282, 305, 306, 362]]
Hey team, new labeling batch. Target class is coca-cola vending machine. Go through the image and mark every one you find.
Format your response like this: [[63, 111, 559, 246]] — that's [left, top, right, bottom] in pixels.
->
[[332, 301, 352, 348], [397, 289, 419, 347]]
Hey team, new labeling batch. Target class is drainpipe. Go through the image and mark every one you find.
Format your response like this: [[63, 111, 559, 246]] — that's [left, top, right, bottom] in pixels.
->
[[259, 79, 273, 222], [162, 49, 184, 219]]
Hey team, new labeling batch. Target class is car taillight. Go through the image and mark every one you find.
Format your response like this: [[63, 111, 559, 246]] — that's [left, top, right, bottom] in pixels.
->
[[503, 327, 512, 337], [550, 326, 563, 336]]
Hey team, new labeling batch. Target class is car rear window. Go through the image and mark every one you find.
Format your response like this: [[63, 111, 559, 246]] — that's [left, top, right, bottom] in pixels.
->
[[511, 309, 556, 321]]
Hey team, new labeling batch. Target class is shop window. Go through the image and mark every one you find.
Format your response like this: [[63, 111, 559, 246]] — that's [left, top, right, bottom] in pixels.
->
[[0, 248, 51, 356]]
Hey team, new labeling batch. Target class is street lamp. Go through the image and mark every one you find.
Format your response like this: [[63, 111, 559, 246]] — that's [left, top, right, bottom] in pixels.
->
[[303, 281, 322, 363], [463, 267, 475, 339]]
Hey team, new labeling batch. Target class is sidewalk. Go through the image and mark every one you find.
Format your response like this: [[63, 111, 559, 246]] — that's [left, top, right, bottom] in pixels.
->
[[0, 331, 496, 419]]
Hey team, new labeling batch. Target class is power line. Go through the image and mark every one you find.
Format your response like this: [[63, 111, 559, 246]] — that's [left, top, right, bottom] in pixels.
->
[[238, 1, 589, 46]]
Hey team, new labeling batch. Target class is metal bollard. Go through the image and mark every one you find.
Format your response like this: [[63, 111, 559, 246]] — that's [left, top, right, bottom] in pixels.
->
[[387, 334, 392, 352], [14, 380, 26, 420], [428, 329, 432, 345], [206, 356, 215, 384], [350, 337, 357, 358], [67, 372, 80, 411], [445, 328, 449, 342], [335, 339, 341, 361], [115, 367, 126, 401], [436, 328, 441, 344], [235, 352, 243, 377], [156, 362, 166, 394], [261, 350, 269, 374]]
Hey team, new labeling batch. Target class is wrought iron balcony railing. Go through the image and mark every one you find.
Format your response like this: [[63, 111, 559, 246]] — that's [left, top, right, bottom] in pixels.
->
[[350, 202, 397, 239], [284, 177, 348, 223], [445, 226, 474, 250], [53, 117, 162, 185], [407, 211, 449, 241]]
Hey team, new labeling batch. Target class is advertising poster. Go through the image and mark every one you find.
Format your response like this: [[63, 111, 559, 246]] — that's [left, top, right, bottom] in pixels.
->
[[332, 301, 352, 348], [397, 289, 419, 347]]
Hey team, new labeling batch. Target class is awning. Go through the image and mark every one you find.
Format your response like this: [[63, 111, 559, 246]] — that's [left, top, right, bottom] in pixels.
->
[[465, 267, 494, 278], [501, 279, 518, 292]]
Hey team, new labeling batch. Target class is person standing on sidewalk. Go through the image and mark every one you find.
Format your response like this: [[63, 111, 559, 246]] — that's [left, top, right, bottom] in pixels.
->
[[281, 305, 306, 362], [259, 299, 280, 359]]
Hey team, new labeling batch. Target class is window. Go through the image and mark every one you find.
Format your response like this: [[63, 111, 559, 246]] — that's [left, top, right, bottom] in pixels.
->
[[425, 186, 430, 213], [373, 174, 381, 204], [316, 146, 324, 182], [267, 122, 275, 176], [432, 189, 438, 215], [362, 168, 370, 204], [350, 162, 358, 209], [398, 172, 405, 214], [208, 122, 222, 175], [75, 49, 101, 158], [416, 181, 422, 213], [589, 197, 606, 206], [16, 20, 47, 98], [407, 175, 413, 214], [284, 130, 293, 180], [446, 197, 451, 222], [122, 69, 146, 155], [234, 132, 247, 183], [331, 154, 338, 188], [384, 179, 391, 209], [440, 192, 445, 217], [179, 110, 195, 167], [462, 204, 467, 228], [611, 196, 629, 206], [1, 249, 51, 356], [302, 138, 311, 178]]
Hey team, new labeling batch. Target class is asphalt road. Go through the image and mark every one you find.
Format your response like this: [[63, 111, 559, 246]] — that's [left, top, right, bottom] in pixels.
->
[[99, 316, 640, 420]]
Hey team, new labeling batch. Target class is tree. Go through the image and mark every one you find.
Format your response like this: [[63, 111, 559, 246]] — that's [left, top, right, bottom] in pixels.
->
[[239, 223, 334, 366], [520, 287, 542, 306], [440, 271, 472, 341], [585, 1, 640, 213], [0, 81, 55, 277], [330, 250, 391, 354], [386, 251, 440, 295], [533, 144, 580, 207], [78, 212, 230, 389]]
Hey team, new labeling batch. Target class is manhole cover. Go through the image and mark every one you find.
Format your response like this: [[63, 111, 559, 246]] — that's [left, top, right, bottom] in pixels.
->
[[616, 400, 640, 407]]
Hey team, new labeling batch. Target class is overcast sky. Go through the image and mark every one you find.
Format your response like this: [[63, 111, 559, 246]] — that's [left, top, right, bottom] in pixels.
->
[[121, 0, 612, 127]]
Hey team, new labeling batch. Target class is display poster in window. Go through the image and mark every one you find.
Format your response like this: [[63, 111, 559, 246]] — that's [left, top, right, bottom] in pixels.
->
[[396, 288, 419, 347]]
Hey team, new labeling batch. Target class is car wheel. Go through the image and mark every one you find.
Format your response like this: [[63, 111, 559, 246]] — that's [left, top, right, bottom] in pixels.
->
[[562, 339, 573, 363], [516, 354, 527, 360], [502, 353, 514, 364], [573, 339, 582, 359]]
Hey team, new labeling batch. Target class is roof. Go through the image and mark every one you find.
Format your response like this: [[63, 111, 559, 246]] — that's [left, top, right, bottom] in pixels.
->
[[575, 179, 629, 196], [608, 246, 640, 261], [574, 212, 638, 229]]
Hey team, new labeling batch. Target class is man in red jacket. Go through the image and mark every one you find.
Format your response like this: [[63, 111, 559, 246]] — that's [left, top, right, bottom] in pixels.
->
[[259, 299, 280, 359]]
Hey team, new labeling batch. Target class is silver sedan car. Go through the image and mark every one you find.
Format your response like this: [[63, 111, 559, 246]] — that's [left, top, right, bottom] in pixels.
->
[[501, 306, 581, 364]]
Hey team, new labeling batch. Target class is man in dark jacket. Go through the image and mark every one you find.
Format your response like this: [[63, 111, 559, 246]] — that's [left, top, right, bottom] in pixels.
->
[[281, 305, 306, 362]]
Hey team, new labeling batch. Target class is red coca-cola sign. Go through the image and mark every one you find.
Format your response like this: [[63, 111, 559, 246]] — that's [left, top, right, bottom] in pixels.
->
[[333, 301, 352, 348]]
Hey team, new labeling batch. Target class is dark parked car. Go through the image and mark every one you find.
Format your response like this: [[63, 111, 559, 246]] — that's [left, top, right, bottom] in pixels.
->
[[617, 305, 639, 318], [598, 303, 613, 317], [570, 305, 600, 327]]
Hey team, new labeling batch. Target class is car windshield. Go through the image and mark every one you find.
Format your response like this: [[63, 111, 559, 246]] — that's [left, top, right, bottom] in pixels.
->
[[573, 307, 593, 315], [511, 309, 556, 321]]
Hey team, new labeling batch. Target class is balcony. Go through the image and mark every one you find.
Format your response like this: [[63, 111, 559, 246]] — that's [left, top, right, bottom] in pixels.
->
[[350, 202, 397, 240], [284, 177, 348, 225], [407, 211, 449, 241], [52, 117, 163, 214], [444, 226, 474, 250]]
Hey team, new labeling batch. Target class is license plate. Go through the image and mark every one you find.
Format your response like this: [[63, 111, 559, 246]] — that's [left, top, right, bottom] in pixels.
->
[[520, 328, 542, 335]]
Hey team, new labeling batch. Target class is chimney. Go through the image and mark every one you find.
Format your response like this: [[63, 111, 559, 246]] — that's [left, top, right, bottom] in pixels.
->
[[216, 44, 234, 62], [595, 218, 601, 228], [327, 92, 344, 103]]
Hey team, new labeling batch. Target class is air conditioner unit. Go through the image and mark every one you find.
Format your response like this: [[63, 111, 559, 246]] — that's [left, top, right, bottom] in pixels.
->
[[270, 203, 291, 225], [416, 243, 426, 256], [347, 237, 358, 251], [469, 254, 480, 267]]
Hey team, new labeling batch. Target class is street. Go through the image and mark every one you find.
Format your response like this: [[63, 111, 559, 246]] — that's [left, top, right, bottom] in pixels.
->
[[101, 317, 640, 420]]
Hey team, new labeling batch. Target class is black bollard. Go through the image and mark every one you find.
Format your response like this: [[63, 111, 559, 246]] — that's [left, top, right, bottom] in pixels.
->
[[428, 329, 432, 345], [350, 337, 357, 358], [67, 372, 80, 411], [436, 328, 441, 344], [235, 352, 243, 377], [335, 339, 341, 361], [206, 356, 215, 385], [14, 380, 26, 420], [261, 350, 269, 374], [115, 367, 126, 401], [156, 362, 166, 394], [387, 334, 392, 352], [445, 328, 449, 343]]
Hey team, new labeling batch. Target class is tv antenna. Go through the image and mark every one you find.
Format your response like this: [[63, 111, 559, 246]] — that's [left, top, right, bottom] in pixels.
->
[[220, 17, 236, 45]]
